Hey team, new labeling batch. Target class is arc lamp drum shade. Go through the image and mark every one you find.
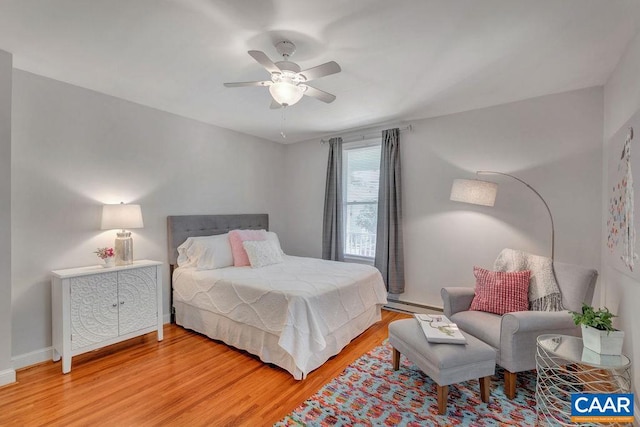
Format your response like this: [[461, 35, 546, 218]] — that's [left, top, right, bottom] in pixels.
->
[[450, 179, 498, 207], [101, 203, 144, 230]]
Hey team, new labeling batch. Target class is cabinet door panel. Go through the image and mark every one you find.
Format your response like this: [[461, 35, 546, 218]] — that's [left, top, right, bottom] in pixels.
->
[[118, 266, 157, 335], [70, 273, 118, 350]]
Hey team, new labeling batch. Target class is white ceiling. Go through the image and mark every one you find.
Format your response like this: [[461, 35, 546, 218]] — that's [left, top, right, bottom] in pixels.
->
[[1, 0, 639, 144]]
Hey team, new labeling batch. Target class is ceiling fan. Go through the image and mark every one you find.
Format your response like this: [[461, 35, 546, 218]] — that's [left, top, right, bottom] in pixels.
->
[[224, 40, 341, 108]]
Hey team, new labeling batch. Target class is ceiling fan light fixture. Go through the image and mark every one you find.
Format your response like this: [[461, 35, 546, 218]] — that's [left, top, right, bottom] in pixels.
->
[[224, 40, 340, 107], [269, 82, 305, 107]]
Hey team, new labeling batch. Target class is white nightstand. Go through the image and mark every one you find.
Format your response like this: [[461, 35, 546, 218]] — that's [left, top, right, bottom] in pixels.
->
[[51, 260, 163, 373]]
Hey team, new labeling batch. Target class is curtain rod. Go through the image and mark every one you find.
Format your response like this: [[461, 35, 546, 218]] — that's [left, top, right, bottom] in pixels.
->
[[320, 124, 412, 144]]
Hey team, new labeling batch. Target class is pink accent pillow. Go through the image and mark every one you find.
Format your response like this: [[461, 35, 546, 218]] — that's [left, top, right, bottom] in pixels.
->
[[228, 229, 267, 267], [470, 266, 531, 315]]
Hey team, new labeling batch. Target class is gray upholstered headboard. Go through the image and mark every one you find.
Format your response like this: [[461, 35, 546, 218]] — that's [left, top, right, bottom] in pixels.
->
[[167, 214, 269, 266]]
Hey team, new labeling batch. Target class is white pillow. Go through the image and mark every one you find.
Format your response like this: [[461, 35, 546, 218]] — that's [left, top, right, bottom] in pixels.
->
[[242, 240, 284, 268], [176, 237, 198, 267], [176, 234, 234, 269], [266, 231, 285, 255]]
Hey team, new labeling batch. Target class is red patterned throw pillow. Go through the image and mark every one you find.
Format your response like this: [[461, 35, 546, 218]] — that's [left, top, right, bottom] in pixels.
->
[[470, 266, 531, 315]]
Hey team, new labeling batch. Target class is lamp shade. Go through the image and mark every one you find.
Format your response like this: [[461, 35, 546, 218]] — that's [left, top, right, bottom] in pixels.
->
[[101, 203, 144, 230], [269, 82, 305, 106], [450, 179, 498, 207]]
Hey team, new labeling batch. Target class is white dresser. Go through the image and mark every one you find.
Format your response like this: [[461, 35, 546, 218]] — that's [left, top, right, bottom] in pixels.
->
[[51, 260, 163, 373]]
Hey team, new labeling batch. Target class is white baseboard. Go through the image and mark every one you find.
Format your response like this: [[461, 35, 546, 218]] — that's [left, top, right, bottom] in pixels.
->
[[12, 318, 172, 371], [0, 368, 16, 386], [12, 347, 53, 370]]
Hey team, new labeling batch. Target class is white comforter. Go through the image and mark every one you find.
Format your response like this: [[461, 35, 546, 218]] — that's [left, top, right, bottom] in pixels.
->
[[173, 255, 388, 371]]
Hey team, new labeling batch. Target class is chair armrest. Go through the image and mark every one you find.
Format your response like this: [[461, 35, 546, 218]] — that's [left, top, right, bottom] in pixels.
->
[[499, 310, 581, 373], [502, 310, 577, 334], [441, 287, 475, 317]]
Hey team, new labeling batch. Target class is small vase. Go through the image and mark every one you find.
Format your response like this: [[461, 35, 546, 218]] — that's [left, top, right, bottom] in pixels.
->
[[103, 257, 115, 268]]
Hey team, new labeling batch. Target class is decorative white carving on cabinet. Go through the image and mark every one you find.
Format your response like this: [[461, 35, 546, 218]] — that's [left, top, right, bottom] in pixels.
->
[[70, 272, 118, 350], [52, 260, 163, 373], [118, 267, 157, 336]]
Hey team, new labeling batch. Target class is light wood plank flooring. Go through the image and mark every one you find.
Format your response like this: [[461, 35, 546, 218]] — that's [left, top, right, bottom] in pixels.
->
[[0, 309, 410, 426]]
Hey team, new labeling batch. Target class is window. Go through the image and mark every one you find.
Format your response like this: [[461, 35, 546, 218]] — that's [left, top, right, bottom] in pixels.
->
[[343, 142, 381, 259]]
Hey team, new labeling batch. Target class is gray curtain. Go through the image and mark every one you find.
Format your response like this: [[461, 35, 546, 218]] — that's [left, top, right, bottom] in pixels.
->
[[322, 137, 344, 261], [375, 128, 405, 293]]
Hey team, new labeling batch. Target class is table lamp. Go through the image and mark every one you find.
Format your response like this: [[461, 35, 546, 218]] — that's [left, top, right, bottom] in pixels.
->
[[101, 202, 144, 265]]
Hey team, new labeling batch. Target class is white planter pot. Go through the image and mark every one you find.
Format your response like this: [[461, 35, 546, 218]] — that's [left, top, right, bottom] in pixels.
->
[[581, 324, 624, 355]]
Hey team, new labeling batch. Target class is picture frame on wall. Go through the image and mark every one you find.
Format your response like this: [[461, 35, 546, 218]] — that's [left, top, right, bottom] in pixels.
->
[[606, 115, 640, 279]]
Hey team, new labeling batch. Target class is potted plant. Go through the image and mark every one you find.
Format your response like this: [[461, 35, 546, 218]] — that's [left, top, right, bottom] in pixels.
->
[[570, 303, 624, 355]]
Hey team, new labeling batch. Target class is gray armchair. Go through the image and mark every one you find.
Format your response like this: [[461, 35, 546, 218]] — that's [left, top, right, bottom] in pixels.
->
[[441, 261, 597, 399]]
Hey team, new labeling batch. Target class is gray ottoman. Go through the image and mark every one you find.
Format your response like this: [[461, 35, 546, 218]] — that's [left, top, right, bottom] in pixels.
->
[[388, 318, 496, 415]]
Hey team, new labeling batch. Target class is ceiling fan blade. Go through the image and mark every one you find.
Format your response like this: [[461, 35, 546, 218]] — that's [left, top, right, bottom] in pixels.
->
[[269, 99, 282, 109], [223, 81, 271, 88], [303, 85, 336, 103], [299, 61, 341, 81], [248, 50, 281, 74]]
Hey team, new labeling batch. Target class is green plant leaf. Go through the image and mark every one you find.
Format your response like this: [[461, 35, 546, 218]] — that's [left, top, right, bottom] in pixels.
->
[[569, 303, 616, 332]]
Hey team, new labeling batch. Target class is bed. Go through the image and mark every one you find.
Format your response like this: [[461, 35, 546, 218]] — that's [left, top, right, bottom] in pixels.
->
[[167, 214, 388, 380]]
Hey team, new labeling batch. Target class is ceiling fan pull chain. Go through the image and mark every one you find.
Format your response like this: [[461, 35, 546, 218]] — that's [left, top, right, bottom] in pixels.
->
[[280, 106, 287, 139]]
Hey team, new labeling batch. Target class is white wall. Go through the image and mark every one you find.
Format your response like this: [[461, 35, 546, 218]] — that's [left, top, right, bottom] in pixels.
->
[[284, 87, 603, 307], [11, 70, 286, 363], [280, 139, 327, 257], [603, 29, 640, 412], [0, 50, 15, 385]]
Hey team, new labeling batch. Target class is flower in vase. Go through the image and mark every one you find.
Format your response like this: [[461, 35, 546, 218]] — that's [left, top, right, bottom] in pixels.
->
[[94, 247, 115, 259]]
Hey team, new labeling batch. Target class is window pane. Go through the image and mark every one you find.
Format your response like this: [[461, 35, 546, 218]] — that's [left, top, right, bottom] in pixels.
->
[[344, 144, 380, 258], [345, 203, 377, 257], [346, 146, 380, 203]]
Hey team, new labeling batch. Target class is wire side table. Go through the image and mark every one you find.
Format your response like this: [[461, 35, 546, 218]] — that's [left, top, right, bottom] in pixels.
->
[[536, 334, 631, 426]]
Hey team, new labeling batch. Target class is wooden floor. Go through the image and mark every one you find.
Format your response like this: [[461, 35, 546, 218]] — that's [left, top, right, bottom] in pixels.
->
[[0, 309, 410, 427]]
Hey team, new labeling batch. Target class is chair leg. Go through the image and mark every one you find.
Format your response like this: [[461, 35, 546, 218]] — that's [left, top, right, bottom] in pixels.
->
[[504, 370, 517, 400], [392, 347, 400, 371], [437, 385, 448, 415], [479, 376, 491, 403]]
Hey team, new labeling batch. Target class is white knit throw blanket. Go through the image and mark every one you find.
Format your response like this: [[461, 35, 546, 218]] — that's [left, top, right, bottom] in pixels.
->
[[493, 248, 564, 311]]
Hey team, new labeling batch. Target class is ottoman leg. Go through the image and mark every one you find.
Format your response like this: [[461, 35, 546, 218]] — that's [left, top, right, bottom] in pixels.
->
[[437, 385, 448, 415], [479, 376, 491, 403], [392, 347, 400, 371]]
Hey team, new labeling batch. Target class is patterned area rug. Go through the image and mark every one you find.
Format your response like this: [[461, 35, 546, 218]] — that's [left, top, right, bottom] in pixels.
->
[[275, 342, 537, 426]]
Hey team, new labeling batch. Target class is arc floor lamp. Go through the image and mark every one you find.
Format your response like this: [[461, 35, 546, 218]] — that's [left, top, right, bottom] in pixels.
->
[[450, 171, 555, 260]]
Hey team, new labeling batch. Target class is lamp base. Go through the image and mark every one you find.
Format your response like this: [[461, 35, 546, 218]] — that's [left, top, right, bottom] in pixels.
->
[[115, 231, 133, 266]]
